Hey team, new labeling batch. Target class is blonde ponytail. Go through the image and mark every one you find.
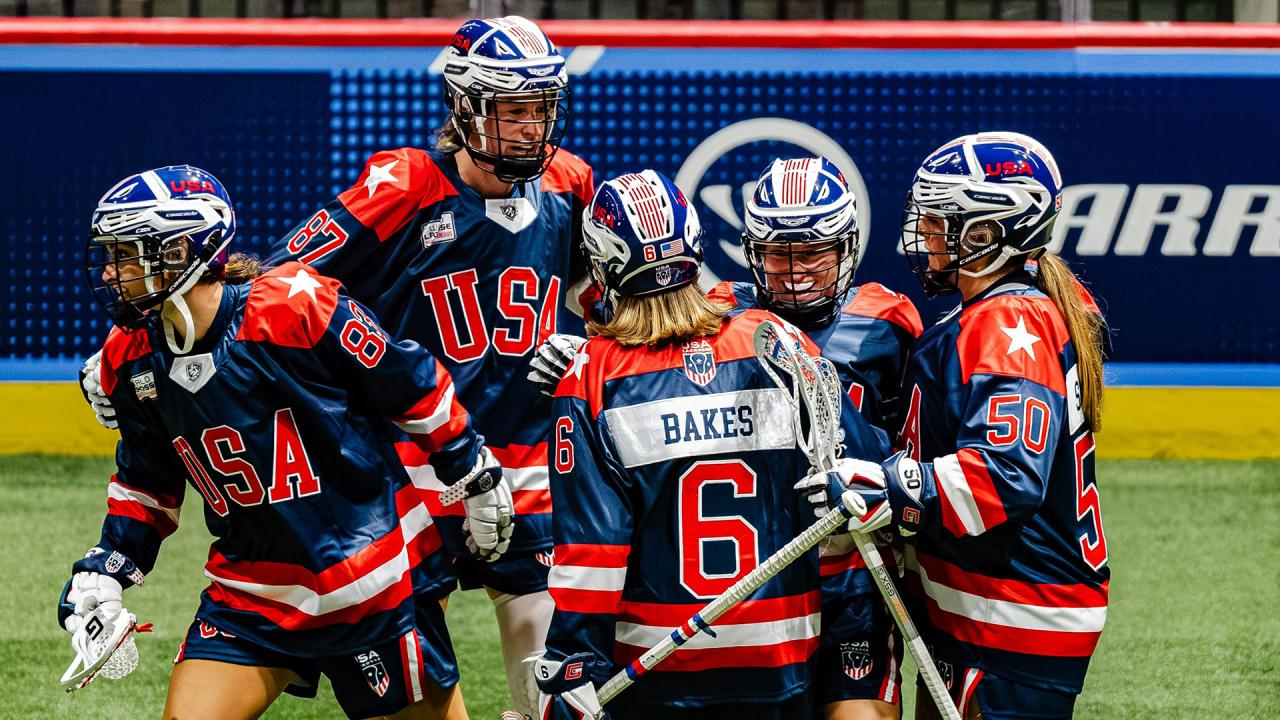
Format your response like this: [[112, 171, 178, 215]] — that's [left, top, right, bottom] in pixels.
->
[[1036, 253, 1106, 432], [589, 283, 732, 347]]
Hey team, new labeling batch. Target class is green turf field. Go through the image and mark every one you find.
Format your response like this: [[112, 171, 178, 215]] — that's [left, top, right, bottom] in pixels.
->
[[3, 456, 1277, 719]]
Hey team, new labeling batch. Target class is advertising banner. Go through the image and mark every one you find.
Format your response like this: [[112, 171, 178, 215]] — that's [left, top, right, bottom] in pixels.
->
[[2, 40, 1277, 368]]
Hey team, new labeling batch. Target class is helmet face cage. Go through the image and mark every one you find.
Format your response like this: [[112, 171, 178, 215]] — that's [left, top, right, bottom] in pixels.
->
[[447, 87, 569, 184], [442, 16, 570, 184], [86, 235, 195, 329], [743, 233, 857, 326], [741, 157, 860, 326], [85, 166, 234, 328]]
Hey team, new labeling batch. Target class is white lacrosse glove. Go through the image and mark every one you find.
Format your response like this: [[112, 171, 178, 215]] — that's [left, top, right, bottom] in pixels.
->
[[534, 653, 609, 720], [80, 351, 118, 430], [61, 573, 125, 635], [810, 458, 893, 535], [527, 333, 587, 396], [450, 447, 514, 563], [794, 466, 834, 522]]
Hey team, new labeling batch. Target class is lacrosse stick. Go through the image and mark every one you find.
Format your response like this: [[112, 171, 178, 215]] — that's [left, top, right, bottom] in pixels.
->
[[60, 605, 149, 692], [753, 319, 962, 720], [594, 488, 869, 706]]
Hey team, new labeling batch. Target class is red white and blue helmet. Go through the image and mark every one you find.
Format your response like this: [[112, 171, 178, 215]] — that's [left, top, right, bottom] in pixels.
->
[[901, 131, 1063, 296], [582, 170, 703, 310], [742, 157, 861, 327], [441, 16, 569, 184], [86, 165, 235, 329]]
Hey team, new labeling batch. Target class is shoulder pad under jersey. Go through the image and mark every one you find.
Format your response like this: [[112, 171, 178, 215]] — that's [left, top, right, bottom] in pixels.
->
[[957, 293, 1071, 394], [337, 147, 459, 241], [541, 149, 595, 206], [842, 282, 924, 338], [236, 262, 343, 349]]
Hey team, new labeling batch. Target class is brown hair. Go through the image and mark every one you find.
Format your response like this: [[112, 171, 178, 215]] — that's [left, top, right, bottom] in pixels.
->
[[589, 283, 732, 347], [434, 116, 463, 153], [213, 253, 264, 284], [1036, 252, 1106, 432]]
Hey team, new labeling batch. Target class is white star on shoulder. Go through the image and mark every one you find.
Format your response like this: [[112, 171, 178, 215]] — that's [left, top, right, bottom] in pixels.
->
[[1001, 315, 1042, 361], [364, 159, 400, 198], [566, 350, 590, 380], [277, 268, 323, 302]]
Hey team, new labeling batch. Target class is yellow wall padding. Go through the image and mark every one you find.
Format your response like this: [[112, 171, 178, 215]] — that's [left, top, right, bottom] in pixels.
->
[[0, 383, 117, 456], [1, 383, 1277, 460], [1098, 387, 1280, 460]]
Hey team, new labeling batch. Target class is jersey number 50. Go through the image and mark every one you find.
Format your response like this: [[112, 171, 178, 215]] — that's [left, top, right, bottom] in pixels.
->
[[677, 460, 760, 600]]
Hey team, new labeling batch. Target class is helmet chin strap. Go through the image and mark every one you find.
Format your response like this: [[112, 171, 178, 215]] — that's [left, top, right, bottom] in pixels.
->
[[158, 259, 208, 355], [161, 293, 197, 355]]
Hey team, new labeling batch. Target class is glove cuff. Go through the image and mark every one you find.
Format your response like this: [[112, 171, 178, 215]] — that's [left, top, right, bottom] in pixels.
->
[[534, 651, 609, 694], [72, 547, 145, 589], [883, 452, 930, 535], [430, 430, 486, 486]]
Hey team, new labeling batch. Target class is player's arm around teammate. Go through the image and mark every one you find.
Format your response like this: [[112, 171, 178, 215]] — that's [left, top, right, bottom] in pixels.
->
[[823, 134, 1110, 720], [60, 166, 511, 720]]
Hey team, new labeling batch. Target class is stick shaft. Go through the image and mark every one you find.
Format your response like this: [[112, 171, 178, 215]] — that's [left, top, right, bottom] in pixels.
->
[[596, 498, 855, 705], [850, 534, 962, 720]]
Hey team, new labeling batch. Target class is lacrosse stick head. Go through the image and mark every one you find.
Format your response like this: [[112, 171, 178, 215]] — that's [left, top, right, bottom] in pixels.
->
[[61, 606, 141, 692], [752, 319, 845, 471]]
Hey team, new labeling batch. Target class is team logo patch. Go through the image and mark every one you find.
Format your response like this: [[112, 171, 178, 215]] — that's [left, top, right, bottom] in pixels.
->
[[654, 265, 675, 287], [535, 549, 555, 567], [169, 353, 216, 394], [421, 211, 457, 248], [357, 651, 391, 697], [681, 339, 716, 386], [104, 551, 126, 575], [840, 640, 873, 681], [131, 371, 157, 401], [485, 197, 536, 233]]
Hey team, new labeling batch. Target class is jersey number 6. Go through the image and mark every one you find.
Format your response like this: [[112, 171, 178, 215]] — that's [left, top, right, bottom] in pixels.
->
[[677, 460, 760, 600]]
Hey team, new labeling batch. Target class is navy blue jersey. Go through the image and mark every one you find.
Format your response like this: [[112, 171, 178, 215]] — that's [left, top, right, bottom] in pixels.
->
[[711, 280, 918, 596], [96, 262, 478, 657], [543, 310, 886, 707], [894, 273, 1109, 694], [711, 281, 921, 438], [267, 148, 594, 557]]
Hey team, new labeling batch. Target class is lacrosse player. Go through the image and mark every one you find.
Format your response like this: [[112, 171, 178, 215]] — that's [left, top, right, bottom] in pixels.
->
[[533, 170, 889, 720], [59, 165, 511, 719], [822, 133, 1110, 719], [78, 16, 594, 717], [706, 156, 923, 719], [263, 17, 593, 715]]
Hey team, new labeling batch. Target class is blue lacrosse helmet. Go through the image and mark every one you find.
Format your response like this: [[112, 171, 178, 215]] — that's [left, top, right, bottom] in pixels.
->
[[582, 170, 703, 312], [86, 165, 236, 328], [901, 132, 1063, 296], [742, 157, 861, 327], [441, 16, 570, 183]]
